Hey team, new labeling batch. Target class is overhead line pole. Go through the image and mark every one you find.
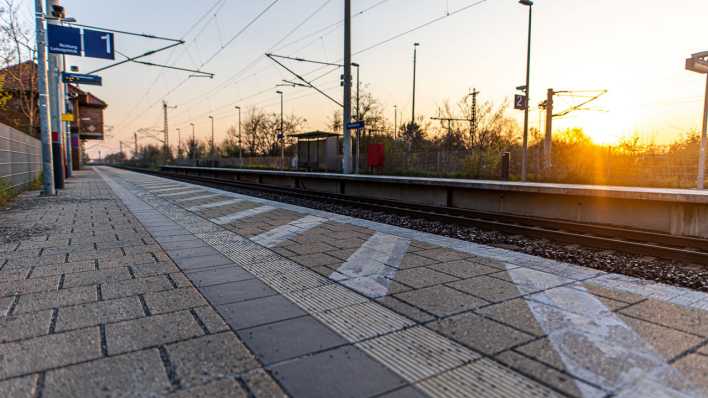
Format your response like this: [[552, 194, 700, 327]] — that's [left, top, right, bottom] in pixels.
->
[[342, 0, 353, 174], [520, 0, 533, 181], [34, 0, 54, 195]]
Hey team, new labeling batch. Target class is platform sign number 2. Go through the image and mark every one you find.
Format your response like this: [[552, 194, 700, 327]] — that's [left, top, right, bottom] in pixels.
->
[[83, 29, 115, 60]]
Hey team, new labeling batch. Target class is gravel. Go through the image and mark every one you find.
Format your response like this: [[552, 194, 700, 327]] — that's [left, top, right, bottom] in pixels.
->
[[193, 182, 708, 293]]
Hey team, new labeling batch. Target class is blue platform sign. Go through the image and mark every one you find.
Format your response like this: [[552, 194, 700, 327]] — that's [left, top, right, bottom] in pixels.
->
[[346, 120, 365, 130], [62, 72, 102, 86], [83, 29, 115, 60], [47, 24, 82, 56]]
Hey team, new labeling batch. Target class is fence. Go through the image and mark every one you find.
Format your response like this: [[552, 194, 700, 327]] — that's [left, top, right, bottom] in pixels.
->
[[0, 122, 42, 192]]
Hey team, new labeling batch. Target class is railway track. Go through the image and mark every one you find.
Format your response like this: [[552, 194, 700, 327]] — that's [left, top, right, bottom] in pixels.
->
[[123, 166, 708, 266]]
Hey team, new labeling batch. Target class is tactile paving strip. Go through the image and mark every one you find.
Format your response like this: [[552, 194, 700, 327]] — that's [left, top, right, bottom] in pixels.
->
[[283, 284, 370, 313], [314, 302, 416, 342], [356, 326, 479, 382]]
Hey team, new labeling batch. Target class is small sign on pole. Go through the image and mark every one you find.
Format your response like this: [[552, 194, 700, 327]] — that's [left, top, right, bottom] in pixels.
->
[[47, 25, 82, 56], [61, 113, 74, 122], [346, 120, 365, 130], [514, 94, 527, 110], [62, 72, 102, 86]]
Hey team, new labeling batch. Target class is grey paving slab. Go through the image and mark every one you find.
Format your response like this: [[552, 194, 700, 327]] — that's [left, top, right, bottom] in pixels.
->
[[391, 267, 459, 288], [448, 275, 528, 303], [192, 306, 230, 333], [199, 278, 277, 305], [12, 285, 97, 314], [395, 285, 487, 317], [242, 368, 289, 398], [0, 295, 13, 316], [105, 310, 203, 355], [496, 351, 605, 398], [43, 349, 171, 398], [271, 345, 408, 398], [166, 332, 260, 388], [618, 314, 704, 359], [173, 253, 233, 271], [0, 327, 102, 379], [376, 386, 429, 398], [29, 261, 96, 278], [143, 287, 209, 314], [218, 294, 307, 330], [160, 239, 209, 251], [168, 378, 248, 398], [55, 296, 145, 331], [237, 315, 347, 364], [376, 296, 436, 323], [0, 375, 35, 398], [61, 268, 133, 288], [0, 309, 52, 343], [429, 312, 535, 355], [100, 275, 175, 300], [673, 354, 708, 395], [476, 298, 548, 336], [430, 259, 501, 278], [620, 299, 708, 336], [167, 246, 223, 260], [0, 276, 59, 297], [186, 264, 255, 287]]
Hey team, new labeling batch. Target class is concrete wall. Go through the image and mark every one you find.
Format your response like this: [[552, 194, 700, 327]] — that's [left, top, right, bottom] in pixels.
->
[[0, 122, 41, 192], [162, 166, 708, 239]]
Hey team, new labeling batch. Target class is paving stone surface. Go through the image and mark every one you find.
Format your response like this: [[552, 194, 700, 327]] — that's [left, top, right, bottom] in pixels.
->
[[2, 167, 708, 398]]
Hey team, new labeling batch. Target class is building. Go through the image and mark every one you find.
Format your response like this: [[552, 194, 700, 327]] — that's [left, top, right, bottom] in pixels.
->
[[0, 61, 108, 170]]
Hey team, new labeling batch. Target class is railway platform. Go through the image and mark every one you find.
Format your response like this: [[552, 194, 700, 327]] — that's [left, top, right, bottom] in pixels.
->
[[1, 167, 708, 397]]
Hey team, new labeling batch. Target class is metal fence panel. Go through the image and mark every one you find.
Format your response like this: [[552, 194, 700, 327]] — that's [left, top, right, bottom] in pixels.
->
[[0, 122, 42, 192]]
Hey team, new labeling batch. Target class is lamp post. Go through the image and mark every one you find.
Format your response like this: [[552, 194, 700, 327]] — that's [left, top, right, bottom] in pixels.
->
[[686, 51, 708, 189], [351, 62, 361, 173], [394, 105, 398, 139], [208, 116, 215, 158], [412, 43, 420, 125], [176, 128, 181, 159], [276, 91, 284, 169], [235, 106, 242, 166], [519, 0, 533, 181], [189, 123, 196, 161]]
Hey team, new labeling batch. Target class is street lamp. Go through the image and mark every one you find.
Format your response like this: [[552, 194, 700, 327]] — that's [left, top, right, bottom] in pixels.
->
[[189, 123, 196, 161], [686, 51, 708, 189], [176, 128, 181, 159], [276, 91, 285, 169], [235, 106, 242, 166], [208, 116, 215, 158], [519, 0, 533, 182], [351, 62, 361, 173], [412, 43, 420, 125]]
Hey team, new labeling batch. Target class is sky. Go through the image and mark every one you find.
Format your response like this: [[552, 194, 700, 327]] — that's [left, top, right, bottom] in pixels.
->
[[19, 0, 708, 157]]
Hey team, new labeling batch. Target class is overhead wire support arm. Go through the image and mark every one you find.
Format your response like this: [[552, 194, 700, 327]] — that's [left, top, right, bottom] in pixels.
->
[[65, 22, 183, 43], [86, 40, 185, 75], [265, 53, 343, 108]]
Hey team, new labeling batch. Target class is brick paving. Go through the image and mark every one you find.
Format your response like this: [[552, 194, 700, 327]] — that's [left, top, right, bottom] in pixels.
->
[[0, 171, 284, 397], [2, 167, 708, 397]]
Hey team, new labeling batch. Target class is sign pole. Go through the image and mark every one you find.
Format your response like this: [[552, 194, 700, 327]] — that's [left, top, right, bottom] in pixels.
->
[[35, 0, 55, 195], [342, 0, 352, 174], [46, 0, 65, 189]]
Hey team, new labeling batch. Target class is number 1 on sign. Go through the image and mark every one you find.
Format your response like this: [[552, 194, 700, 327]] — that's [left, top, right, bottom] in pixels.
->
[[100, 34, 111, 54]]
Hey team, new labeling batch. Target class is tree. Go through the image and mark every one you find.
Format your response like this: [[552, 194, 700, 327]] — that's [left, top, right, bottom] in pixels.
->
[[0, 0, 36, 135]]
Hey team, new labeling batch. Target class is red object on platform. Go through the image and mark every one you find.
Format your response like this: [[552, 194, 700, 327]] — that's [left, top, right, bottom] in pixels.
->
[[367, 144, 385, 167], [52, 131, 59, 143]]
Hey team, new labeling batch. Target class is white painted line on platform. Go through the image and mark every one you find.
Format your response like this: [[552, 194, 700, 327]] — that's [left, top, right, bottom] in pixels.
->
[[511, 271, 699, 397], [332, 232, 410, 298], [149, 186, 190, 193], [210, 206, 275, 225], [174, 193, 222, 203], [252, 215, 327, 248], [187, 199, 243, 212], [158, 189, 205, 198]]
